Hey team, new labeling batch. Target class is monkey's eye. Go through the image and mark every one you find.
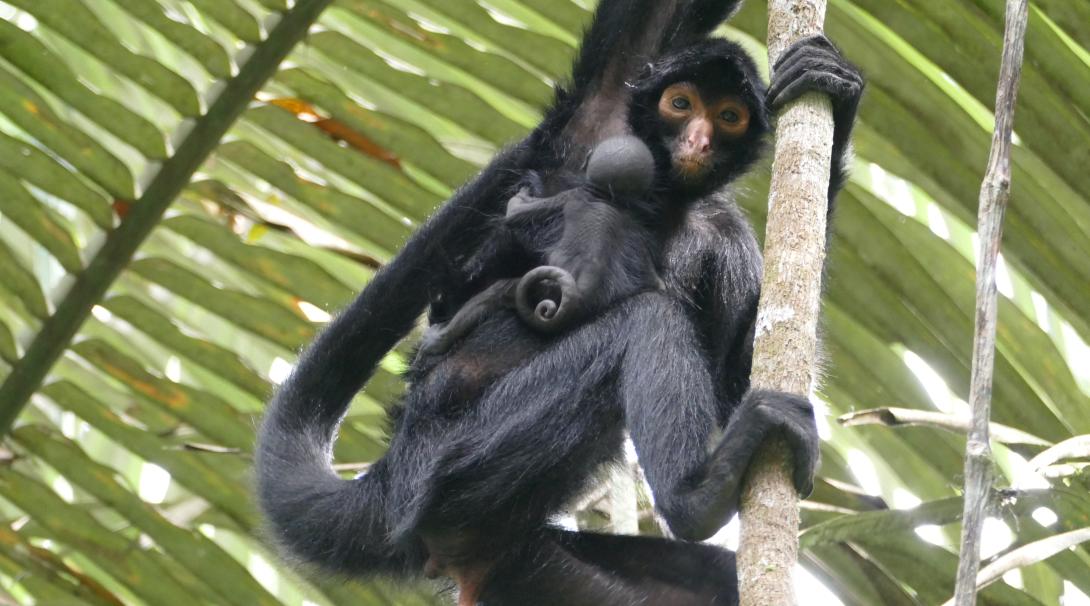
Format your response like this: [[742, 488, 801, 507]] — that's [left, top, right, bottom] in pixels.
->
[[671, 97, 692, 110], [720, 110, 741, 123]]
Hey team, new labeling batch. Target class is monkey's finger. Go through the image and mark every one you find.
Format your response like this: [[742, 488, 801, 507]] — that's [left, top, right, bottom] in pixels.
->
[[772, 34, 839, 72], [784, 417, 819, 497], [753, 393, 818, 496], [770, 52, 830, 96], [768, 71, 861, 112], [768, 47, 858, 101], [771, 41, 861, 95]]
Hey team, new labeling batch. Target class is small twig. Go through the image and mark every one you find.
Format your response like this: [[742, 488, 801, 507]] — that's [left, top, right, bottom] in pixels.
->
[[953, 2, 1029, 605], [1027, 434, 1090, 470], [178, 443, 243, 454], [837, 407, 1049, 447], [942, 528, 1090, 606], [1038, 463, 1089, 479]]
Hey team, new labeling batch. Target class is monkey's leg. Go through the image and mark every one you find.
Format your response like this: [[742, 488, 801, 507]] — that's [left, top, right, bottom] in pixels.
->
[[395, 302, 638, 541], [418, 280, 519, 357], [619, 294, 818, 541], [474, 529, 738, 605], [393, 306, 633, 602], [398, 295, 747, 604]]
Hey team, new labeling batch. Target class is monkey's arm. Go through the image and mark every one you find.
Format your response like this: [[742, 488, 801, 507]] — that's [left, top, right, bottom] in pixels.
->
[[623, 214, 818, 541], [633, 40, 863, 537], [417, 279, 519, 358], [262, 142, 528, 429], [568, 0, 745, 94]]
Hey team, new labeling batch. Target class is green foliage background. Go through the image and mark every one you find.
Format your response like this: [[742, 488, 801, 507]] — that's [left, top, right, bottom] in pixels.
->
[[0, 0, 1089, 604]]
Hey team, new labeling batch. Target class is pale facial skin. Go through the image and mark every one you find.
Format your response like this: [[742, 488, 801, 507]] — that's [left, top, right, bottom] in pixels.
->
[[656, 82, 751, 181]]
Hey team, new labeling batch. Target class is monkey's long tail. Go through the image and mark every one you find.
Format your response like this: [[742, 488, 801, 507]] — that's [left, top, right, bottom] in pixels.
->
[[255, 256, 424, 576], [515, 266, 582, 332], [254, 141, 532, 577]]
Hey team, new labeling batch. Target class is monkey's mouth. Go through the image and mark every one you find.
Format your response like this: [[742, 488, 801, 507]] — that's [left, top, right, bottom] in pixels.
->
[[673, 155, 711, 179]]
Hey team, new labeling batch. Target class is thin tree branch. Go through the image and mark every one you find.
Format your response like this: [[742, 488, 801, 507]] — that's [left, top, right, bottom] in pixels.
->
[[944, 528, 1090, 606], [1027, 434, 1090, 470], [953, 1, 1029, 604], [737, 1, 833, 604], [837, 407, 1049, 448]]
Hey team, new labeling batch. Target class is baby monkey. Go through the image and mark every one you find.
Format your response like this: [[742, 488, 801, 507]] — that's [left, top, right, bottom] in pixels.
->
[[417, 135, 662, 356]]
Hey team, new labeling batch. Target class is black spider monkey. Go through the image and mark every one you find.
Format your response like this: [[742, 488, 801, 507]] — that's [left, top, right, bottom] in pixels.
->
[[416, 135, 662, 357], [256, 0, 863, 604]]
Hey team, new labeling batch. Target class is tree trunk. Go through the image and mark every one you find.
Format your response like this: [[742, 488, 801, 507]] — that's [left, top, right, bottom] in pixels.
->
[[736, 2, 833, 605]]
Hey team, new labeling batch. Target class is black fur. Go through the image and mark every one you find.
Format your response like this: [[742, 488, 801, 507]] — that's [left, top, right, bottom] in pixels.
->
[[416, 135, 661, 355], [255, 0, 863, 602]]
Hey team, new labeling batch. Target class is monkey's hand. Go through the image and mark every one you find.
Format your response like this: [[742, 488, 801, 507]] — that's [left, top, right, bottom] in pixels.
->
[[505, 187, 583, 221], [505, 187, 539, 219], [722, 390, 820, 498], [657, 390, 819, 541], [766, 34, 864, 156]]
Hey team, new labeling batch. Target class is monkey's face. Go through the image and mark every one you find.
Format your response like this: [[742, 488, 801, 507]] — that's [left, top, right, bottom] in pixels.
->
[[628, 40, 770, 199], [656, 82, 752, 185]]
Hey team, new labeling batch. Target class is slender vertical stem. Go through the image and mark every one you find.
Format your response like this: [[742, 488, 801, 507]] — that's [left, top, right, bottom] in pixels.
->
[[953, 2, 1029, 605], [737, 2, 833, 604]]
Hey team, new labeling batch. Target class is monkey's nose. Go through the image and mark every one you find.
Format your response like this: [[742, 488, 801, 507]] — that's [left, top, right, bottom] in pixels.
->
[[685, 133, 712, 156]]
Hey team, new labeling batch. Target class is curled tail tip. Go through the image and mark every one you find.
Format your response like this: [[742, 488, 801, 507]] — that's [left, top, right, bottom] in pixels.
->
[[516, 265, 578, 331], [535, 299, 559, 320]]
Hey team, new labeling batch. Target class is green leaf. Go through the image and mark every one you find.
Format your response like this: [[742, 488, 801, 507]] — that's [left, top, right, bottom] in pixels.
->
[[102, 295, 269, 400], [107, 0, 233, 79], [71, 338, 257, 451], [0, 65, 135, 199], [163, 214, 355, 308], [0, 131, 114, 228], [0, 468, 198, 605], [129, 257, 315, 350], [0, 19, 169, 159], [187, 0, 264, 43], [14, 425, 281, 606], [5, 0, 202, 116], [244, 103, 443, 220], [0, 236, 48, 319], [0, 171, 83, 272], [308, 30, 528, 143]]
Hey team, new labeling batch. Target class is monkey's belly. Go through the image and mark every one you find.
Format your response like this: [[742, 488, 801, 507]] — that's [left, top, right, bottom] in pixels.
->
[[410, 311, 548, 415]]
